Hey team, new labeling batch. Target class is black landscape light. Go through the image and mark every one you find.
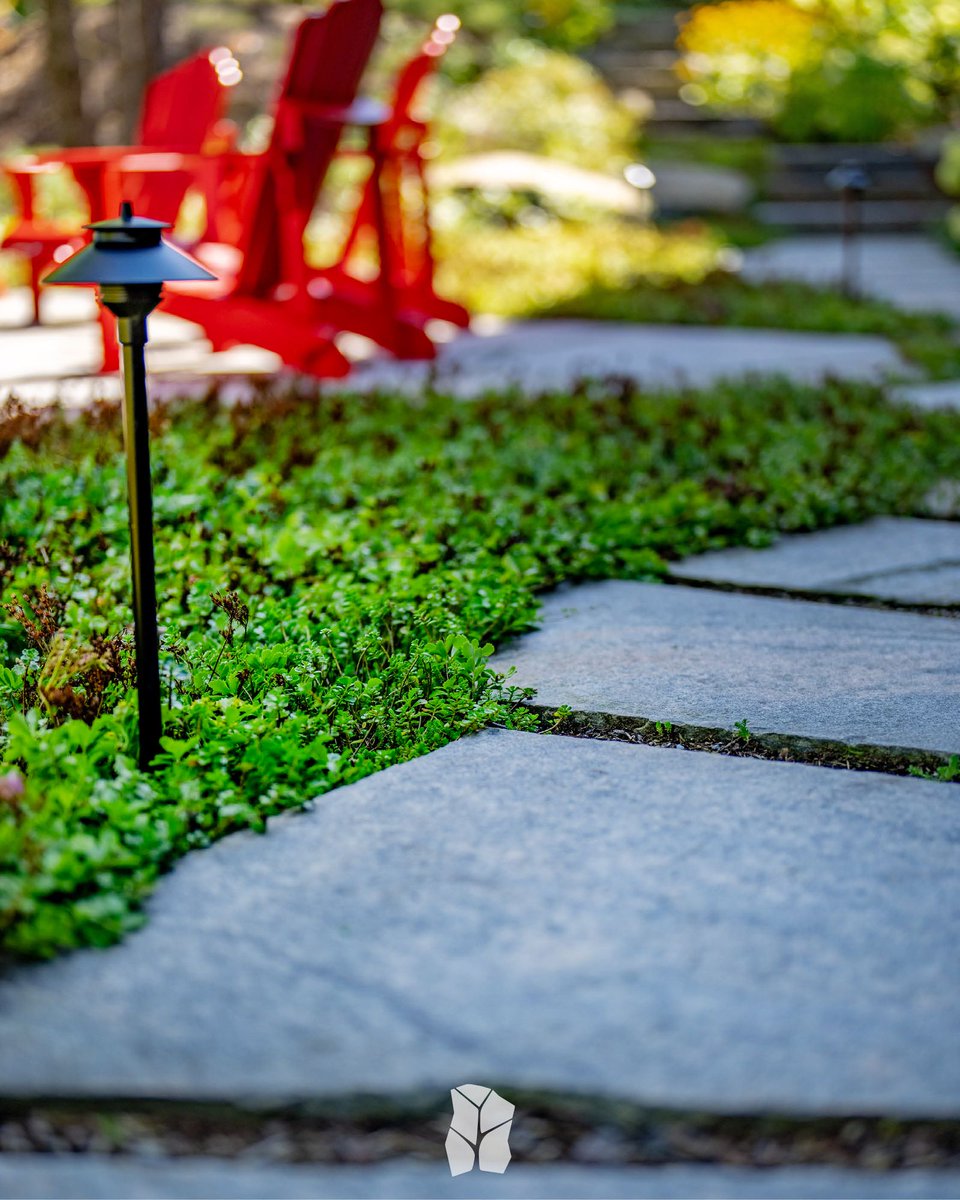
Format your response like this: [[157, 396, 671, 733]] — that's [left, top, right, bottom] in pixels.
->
[[827, 160, 871, 299], [45, 202, 216, 768]]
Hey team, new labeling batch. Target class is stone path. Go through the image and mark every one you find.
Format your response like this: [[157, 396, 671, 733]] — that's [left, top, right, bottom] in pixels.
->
[[0, 730, 957, 1115], [3, 282, 960, 1195], [671, 517, 960, 605], [0, 286, 907, 405], [3, 1156, 960, 1200], [492, 581, 960, 757], [743, 234, 960, 320]]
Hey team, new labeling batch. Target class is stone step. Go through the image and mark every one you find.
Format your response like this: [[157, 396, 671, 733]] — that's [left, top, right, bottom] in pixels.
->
[[755, 198, 950, 231], [592, 47, 678, 71], [597, 63, 681, 95], [600, 9, 682, 49], [491, 581, 960, 757], [670, 517, 960, 606], [0, 729, 957, 1117], [647, 99, 764, 136], [772, 144, 940, 170], [765, 171, 941, 203]]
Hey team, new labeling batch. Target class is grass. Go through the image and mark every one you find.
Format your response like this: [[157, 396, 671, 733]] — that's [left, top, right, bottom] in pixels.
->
[[2, 378, 959, 960], [435, 220, 960, 379]]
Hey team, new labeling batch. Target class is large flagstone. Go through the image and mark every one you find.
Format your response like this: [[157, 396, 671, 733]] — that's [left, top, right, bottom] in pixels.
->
[[0, 730, 956, 1116], [670, 518, 960, 605], [492, 581, 960, 755], [2, 1156, 959, 1200]]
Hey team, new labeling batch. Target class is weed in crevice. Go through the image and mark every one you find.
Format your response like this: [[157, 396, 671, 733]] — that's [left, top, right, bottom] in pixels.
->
[[909, 754, 960, 783]]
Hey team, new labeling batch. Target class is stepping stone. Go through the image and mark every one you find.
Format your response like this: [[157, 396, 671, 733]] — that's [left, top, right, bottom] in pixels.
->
[[743, 234, 960, 320], [491, 581, 960, 756], [347, 321, 907, 396], [0, 731, 957, 1116], [894, 380, 960, 413], [670, 518, 960, 605], [3, 1156, 960, 1200]]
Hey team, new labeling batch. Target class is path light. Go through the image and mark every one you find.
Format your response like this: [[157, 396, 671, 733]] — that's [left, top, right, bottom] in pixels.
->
[[45, 203, 216, 768], [827, 160, 871, 299]]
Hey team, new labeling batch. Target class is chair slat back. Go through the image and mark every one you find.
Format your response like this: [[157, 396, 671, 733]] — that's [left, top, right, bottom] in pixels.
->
[[137, 51, 227, 150], [125, 50, 229, 225], [235, 0, 383, 296]]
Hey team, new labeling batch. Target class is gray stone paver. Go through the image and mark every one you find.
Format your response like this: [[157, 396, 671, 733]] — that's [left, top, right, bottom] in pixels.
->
[[894, 380, 960, 413], [670, 517, 960, 605], [2, 1157, 959, 1200], [0, 287, 907, 403], [491, 581, 960, 755], [346, 320, 906, 395], [743, 234, 960, 320], [0, 730, 957, 1115]]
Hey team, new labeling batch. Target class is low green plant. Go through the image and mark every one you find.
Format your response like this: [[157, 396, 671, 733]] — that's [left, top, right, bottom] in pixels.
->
[[909, 755, 960, 783], [734, 718, 752, 742], [435, 44, 639, 172], [386, 0, 613, 53], [434, 219, 729, 318], [2, 379, 959, 959]]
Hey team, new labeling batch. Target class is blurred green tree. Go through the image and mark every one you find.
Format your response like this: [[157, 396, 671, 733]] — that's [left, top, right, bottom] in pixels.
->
[[386, 0, 613, 52]]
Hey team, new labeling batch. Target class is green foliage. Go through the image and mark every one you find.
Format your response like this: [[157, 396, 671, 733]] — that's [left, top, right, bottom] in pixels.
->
[[435, 219, 729, 316], [2, 379, 960, 959], [774, 53, 929, 144], [436, 45, 639, 171], [936, 135, 960, 253], [909, 754, 960, 783], [385, 0, 614, 51], [678, 0, 958, 142]]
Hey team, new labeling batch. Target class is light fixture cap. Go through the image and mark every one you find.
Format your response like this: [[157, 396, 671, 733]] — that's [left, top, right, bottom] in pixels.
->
[[44, 202, 216, 287]]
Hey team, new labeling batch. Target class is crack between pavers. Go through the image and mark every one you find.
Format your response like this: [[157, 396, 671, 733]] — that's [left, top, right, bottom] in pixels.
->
[[662, 573, 960, 618], [0, 1092, 958, 1169], [836, 558, 960, 587], [521, 705, 959, 782]]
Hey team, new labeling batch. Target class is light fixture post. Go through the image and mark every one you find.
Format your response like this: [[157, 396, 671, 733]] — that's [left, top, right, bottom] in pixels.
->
[[45, 204, 215, 768]]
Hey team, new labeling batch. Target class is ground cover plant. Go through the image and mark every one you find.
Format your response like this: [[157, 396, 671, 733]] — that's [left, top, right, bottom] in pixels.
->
[[2, 379, 959, 960]]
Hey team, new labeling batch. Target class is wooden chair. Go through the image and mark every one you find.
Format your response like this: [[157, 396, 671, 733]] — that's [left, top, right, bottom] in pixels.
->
[[163, 0, 449, 376], [316, 16, 470, 332], [1, 50, 230, 331]]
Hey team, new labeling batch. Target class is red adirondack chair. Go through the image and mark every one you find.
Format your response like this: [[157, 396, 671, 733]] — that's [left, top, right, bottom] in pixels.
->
[[316, 15, 470, 331], [1, 50, 230, 329], [163, 0, 444, 376]]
